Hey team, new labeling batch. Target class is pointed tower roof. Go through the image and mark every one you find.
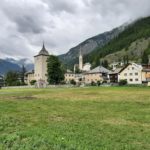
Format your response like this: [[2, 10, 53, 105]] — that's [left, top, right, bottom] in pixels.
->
[[34, 42, 49, 57], [38, 42, 49, 55]]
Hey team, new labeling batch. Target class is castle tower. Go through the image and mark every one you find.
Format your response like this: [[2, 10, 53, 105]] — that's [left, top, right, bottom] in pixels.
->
[[79, 48, 83, 70], [34, 43, 49, 83]]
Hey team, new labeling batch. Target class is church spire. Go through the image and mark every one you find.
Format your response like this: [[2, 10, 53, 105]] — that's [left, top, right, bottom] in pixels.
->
[[42, 41, 46, 51], [79, 46, 83, 70]]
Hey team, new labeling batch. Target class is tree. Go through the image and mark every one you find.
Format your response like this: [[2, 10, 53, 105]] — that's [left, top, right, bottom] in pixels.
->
[[20, 65, 26, 85], [30, 80, 36, 85], [70, 79, 76, 85], [102, 60, 108, 68], [5, 71, 20, 86], [142, 51, 149, 64], [47, 55, 64, 84], [119, 79, 127, 86], [123, 55, 129, 65]]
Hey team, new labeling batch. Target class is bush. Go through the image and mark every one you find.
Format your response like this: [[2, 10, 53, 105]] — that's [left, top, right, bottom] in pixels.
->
[[70, 79, 76, 85], [30, 80, 36, 85], [91, 81, 96, 86], [97, 81, 101, 86], [119, 79, 127, 86]]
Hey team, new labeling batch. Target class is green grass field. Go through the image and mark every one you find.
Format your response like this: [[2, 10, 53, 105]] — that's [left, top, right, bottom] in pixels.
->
[[0, 87, 150, 150]]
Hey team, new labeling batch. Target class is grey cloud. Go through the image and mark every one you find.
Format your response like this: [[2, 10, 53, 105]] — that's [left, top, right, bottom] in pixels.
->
[[0, 0, 150, 59]]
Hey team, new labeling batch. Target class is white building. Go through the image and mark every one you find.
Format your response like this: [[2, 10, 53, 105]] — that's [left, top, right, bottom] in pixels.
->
[[118, 63, 143, 84], [82, 63, 91, 72]]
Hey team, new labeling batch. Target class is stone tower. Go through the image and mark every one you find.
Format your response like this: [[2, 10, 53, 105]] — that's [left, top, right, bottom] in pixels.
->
[[79, 48, 83, 70], [34, 43, 49, 83]]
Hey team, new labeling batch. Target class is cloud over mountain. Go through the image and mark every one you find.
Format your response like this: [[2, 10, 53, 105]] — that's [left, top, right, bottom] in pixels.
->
[[0, 0, 150, 59]]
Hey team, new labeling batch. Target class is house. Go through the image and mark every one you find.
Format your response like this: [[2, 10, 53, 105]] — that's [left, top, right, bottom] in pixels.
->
[[65, 70, 83, 84], [109, 68, 122, 83], [25, 70, 35, 85], [142, 68, 150, 86], [118, 63, 143, 84], [65, 70, 75, 83], [110, 62, 124, 71], [84, 66, 111, 84]]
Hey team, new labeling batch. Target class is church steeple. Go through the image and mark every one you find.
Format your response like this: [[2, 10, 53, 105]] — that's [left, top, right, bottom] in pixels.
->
[[79, 47, 83, 70]]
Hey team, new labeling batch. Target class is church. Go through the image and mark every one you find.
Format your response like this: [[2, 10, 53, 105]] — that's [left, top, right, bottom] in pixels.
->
[[26, 43, 50, 86]]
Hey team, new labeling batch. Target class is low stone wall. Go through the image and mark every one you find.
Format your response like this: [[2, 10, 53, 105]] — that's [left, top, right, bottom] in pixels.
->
[[1, 84, 76, 89], [2, 86, 34, 89]]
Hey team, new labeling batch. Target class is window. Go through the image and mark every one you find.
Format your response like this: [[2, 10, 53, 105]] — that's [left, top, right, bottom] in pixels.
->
[[132, 67, 134, 70], [135, 79, 139, 81], [130, 73, 133, 76], [124, 73, 127, 76], [130, 79, 133, 82], [135, 73, 138, 76]]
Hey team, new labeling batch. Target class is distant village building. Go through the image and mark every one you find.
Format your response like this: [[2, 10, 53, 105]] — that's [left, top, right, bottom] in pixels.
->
[[118, 63, 143, 84], [25, 70, 34, 85], [84, 66, 111, 84], [65, 70, 83, 84], [82, 63, 91, 72], [109, 68, 122, 83]]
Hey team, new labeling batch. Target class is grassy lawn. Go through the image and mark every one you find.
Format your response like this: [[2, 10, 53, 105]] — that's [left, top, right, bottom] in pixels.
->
[[0, 87, 150, 150]]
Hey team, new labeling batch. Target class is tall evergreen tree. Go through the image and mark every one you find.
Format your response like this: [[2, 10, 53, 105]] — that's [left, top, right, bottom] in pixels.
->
[[5, 71, 20, 86], [47, 55, 64, 84], [142, 51, 149, 64], [20, 65, 26, 84], [102, 60, 108, 68]]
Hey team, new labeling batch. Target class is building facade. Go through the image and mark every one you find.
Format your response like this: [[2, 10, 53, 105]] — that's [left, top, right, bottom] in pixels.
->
[[118, 63, 142, 84], [84, 66, 111, 84]]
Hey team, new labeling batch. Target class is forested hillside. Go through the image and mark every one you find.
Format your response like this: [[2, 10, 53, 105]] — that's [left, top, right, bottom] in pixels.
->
[[85, 16, 150, 67]]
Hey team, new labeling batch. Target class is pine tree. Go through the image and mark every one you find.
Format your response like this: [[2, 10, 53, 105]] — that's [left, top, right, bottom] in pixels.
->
[[142, 51, 149, 64], [20, 65, 26, 85]]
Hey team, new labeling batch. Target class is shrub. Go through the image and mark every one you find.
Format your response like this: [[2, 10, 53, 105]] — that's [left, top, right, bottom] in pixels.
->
[[91, 81, 96, 86], [30, 80, 36, 85], [70, 79, 76, 85], [119, 79, 127, 86], [97, 81, 101, 86]]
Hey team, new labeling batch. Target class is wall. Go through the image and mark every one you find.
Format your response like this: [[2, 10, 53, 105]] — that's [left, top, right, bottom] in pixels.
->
[[34, 55, 48, 83], [118, 64, 142, 84], [84, 73, 103, 84]]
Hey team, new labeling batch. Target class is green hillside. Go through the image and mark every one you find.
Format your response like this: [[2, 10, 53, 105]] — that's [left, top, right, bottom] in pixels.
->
[[85, 16, 150, 67]]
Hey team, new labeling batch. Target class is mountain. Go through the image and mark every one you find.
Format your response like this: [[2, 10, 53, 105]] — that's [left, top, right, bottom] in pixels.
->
[[0, 58, 34, 75], [59, 25, 126, 67], [5, 58, 34, 71], [86, 16, 150, 67]]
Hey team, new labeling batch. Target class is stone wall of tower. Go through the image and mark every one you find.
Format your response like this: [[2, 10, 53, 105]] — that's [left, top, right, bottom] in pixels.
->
[[34, 55, 49, 83]]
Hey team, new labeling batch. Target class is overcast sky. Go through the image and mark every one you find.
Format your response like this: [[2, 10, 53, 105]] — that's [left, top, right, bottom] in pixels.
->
[[0, 0, 150, 60]]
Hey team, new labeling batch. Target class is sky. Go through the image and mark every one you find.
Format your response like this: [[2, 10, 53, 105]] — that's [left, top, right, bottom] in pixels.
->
[[0, 0, 150, 60]]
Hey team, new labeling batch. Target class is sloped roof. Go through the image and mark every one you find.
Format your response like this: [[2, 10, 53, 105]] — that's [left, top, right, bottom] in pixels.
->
[[34, 43, 49, 57], [109, 68, 122, 75], [86, 66, 112, 74]]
